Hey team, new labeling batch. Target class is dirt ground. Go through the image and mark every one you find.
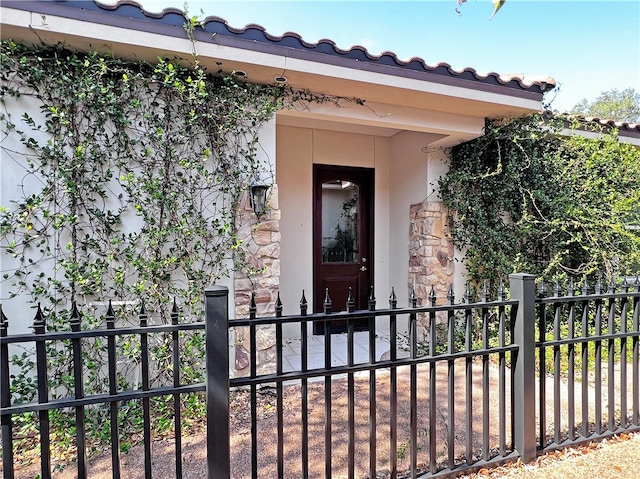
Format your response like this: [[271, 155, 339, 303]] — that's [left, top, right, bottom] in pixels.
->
[[6, 360, 639, 478]]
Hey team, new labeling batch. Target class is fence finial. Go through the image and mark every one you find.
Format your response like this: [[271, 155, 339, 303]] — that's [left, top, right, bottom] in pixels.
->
[[249, 292, 257, 319], [323, 288, 332, 314], [299, 290, 308, 316], [447, 284, 455, 305], [368, 286, 376, 311], [595, 275, 602, 294], [581, 278, 589, 296], [481, 280, 488, 302], [464, 282, 472, 303], [138, 300, 147, 327], [389, 287, 397, 309], [429, 285, 436, 306], [0, 305, 7, 335], [498, 282, 505, 301], [70, 302, 81, 331], [275, 292, 283, 317], [409, 285, 417, 308], [32, 304, 46, 334], [346, 287, 355, 312], [106, 300, 116, 329]]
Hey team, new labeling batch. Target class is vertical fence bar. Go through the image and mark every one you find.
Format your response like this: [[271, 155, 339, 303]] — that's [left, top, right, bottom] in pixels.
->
[[580, 282, 590, 439], [70, 303, 88, 479], [594, 279, 603, 435], [537, 283, 547, 448], [346, 289, 355, 479], [552, 283, 562, 445], [481, 283, 490, 461], [620, 282, 629, 429], [1, 305, 15, 479], [409, 288, 418, 477], [300, 291, 309, 479], [205, 285, 230, 479], [106, 301, 121, 479], [567, 282, 576, 441], [171, 299, 182, 478], [389, 288, 398, 478], [498, 286, 507, 457], [633, 279, 639, 426], [368, 287, 377, 479], [323, 288, 333, 479], [509, 273, 537, 463], [34, 306, 51, 479], [275, 293, 284, 479], [249, 293, 258, 479], [428, 286, 437, 474], [446, 286, 455, 469], [464, 285, 473, 466], [607, 283, 616, 431], [138, 303, 152, 479]]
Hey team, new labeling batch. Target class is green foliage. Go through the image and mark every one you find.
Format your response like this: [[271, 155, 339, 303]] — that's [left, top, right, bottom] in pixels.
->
[[439, 114, 640, 290], [0, 31, 364, 464], [0, 40, 285, 318], [570, 88, 640, 123]]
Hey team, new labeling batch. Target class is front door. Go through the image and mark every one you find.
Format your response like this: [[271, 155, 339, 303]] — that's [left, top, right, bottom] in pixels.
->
[[313, 165, 374, 333]]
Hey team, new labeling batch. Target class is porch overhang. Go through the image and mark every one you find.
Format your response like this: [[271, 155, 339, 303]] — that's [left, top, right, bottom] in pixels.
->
[[1, 1, 547, 143]]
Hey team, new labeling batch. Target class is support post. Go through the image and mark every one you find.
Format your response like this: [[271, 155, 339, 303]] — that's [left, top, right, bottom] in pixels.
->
[[509, 273, 537, 463], [205, 286, 230, 479]]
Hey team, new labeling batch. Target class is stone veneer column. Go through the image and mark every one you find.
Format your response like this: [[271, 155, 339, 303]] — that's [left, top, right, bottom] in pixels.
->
[[408, 199, 454, 308], [233, 185, 281, 377], [408, 199, 455, 341]]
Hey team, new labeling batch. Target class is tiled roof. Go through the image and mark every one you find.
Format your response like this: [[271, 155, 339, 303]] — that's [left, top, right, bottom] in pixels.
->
[[545, 111, 640, 140], [573, 116, 640, 139], [3, 0, 556, 96]]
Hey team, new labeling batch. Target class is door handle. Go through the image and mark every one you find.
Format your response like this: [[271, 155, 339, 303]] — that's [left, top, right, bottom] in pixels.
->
[[360, 266, 367, 272]]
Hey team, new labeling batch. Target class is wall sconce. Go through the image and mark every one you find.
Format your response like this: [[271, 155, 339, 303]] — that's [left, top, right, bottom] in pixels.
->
[[249, 179, 270, 219]]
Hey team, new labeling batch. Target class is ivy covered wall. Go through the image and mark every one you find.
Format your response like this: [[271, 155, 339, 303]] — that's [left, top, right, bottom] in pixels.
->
[[439, 115, 640, 291], [0, 40, 285, 329]]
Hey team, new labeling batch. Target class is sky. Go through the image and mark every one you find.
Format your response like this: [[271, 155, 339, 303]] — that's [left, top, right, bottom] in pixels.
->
[[131, 1, 639, 113]]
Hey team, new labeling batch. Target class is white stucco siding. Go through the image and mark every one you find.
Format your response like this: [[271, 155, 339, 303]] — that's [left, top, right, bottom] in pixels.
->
[[387, 131, 431, 306], [276, 126, 393, 332], [1, 91, 60, 334]]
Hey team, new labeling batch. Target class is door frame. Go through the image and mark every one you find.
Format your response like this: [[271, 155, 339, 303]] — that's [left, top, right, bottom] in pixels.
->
[[312, 164, 374, 333]]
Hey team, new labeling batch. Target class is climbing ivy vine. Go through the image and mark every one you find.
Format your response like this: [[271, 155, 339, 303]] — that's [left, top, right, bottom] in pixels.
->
[[439, 114, 640, 290], [0, 39, 288, 319], [0, 27, 365, 457]]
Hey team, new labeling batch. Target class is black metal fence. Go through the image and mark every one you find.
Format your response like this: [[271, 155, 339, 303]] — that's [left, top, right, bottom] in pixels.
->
[[1, 274, 639, 478], [535, 278, 640, 452], [1, 301, 206, 479]]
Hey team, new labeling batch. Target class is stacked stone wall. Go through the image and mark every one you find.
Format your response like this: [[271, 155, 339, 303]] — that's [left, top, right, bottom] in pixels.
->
[[408, 200, 455, 336], [233, 185, 280, 376]]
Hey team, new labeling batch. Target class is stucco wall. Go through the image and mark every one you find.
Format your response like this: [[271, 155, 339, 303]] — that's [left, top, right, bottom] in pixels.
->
[[276, 125, 451, 337]]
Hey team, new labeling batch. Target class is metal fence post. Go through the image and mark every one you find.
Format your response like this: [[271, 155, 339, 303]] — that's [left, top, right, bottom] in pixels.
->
[[509, 273, 537, 463], [205, 285, 230, 479], [1, 306, 14, 479]]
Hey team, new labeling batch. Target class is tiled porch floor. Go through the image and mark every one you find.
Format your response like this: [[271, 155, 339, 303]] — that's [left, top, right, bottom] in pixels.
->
[[281, 331, 393, 373]]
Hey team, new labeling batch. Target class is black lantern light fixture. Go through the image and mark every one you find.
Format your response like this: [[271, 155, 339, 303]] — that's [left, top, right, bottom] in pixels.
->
[[249, 178, 270, 219]]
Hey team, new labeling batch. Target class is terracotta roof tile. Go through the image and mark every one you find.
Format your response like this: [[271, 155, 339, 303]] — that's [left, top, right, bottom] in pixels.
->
[[6, 0, 555, 95], [547, 111, 640, 139], [575, 116, 640, 136]]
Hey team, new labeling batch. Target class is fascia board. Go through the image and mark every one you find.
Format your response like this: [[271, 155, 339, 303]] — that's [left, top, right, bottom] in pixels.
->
[[2, 6, 540, 113], [278, 100, 485, 138]]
